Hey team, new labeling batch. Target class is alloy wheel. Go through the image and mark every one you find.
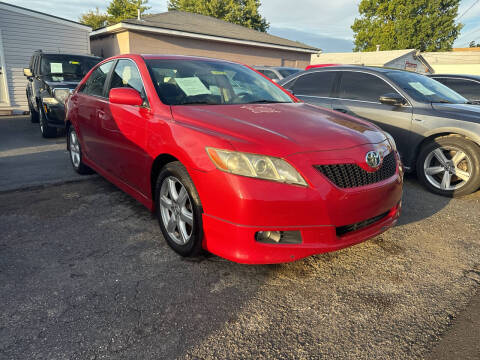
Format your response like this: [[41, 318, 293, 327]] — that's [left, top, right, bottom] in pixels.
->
[[69, 130, 81, 168], [423, 146, 472, 191], [159, 176, 194, 245]]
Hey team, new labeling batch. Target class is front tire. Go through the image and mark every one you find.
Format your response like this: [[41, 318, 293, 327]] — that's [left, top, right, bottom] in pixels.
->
[[68, 126, 93, 175], [29, 101, 39, 123], [416, 136, 480, 197], [155, 162, 204, 257], [39, 103, 57, 138]]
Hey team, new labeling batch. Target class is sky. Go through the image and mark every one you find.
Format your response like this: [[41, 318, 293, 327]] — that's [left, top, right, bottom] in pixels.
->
[[4, 0, 480, 52]]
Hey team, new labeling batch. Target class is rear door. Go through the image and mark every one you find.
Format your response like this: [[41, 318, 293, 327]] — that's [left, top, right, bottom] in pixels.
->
[[331, 70, 413, 155], [283, 71, 337, 109], [432, 77, 480, 103], [73, 61, 114, 159], [97, 59, 151, 195]]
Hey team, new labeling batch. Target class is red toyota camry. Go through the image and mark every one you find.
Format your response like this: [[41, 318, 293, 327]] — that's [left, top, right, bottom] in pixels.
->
[[65, 54, 403, 264]]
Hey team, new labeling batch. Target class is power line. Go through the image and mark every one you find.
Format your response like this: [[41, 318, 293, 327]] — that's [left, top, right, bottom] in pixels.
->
[[457, 0, 480, 21]]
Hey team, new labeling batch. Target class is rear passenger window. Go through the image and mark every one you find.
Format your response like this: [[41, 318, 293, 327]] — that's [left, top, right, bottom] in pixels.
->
[[291, 71, 336, 97], [338, 72, 394, 102], [80, 61, 113, 97]]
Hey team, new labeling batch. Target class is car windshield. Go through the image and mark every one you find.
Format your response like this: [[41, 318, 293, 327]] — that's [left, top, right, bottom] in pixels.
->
[[278, 68, 301, 77], [40, 55, 101, 81], [145, 59, 293, 105], [386, 71, 468, 104]]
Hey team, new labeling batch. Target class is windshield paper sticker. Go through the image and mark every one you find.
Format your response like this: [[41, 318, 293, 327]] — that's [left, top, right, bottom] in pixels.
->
[[50, 63, 63, 74], [409, 82, 435, 96], [175, 77, 211, 96]]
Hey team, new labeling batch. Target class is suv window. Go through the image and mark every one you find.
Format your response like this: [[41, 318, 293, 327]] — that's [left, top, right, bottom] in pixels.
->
[[80, 61, 113, 97], [338, 71, 395, 102], [108, 59, 144, 94], [291, 71, 337, 97], [433, 78, 480, 100]]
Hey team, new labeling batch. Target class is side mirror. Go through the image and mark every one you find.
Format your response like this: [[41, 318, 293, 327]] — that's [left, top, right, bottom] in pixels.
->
[[23, 68, 33, 77], [109, 88, 143, 106], [379, 93, 406, 106]]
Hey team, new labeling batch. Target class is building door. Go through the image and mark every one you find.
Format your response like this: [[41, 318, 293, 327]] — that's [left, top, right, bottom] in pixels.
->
[[0, 30, 9, 105]]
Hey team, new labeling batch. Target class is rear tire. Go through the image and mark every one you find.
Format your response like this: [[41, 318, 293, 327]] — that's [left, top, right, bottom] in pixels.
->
[[416, 136, 480, 197], [68, 126, 93, 175], [155, 161, 204, 257]]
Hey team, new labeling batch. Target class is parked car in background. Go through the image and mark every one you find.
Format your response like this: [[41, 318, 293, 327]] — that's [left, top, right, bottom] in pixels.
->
[[24, 50, 101, 137], [428, 74, 480, 104], [279, 66, 480, 197], [305, 64, 340, 70], [253, 66, 301, 82], [66, 55, 403, 264]]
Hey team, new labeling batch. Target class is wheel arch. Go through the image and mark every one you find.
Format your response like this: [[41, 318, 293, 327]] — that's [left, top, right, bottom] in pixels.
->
[[412, 129, 480, 171], [150, 153, 180, 202]]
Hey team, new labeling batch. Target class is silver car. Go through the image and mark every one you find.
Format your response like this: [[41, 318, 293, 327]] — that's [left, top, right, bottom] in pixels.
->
[[254, 66, 301, 82], [279, 66, 480, 197]]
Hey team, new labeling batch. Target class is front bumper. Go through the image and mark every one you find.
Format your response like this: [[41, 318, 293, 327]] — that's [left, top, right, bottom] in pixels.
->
[[189, 148, 403, 264], [41, 102, 66, 127]]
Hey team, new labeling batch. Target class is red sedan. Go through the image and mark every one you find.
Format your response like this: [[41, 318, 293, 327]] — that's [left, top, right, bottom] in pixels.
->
[[65, 54, 403, 264]]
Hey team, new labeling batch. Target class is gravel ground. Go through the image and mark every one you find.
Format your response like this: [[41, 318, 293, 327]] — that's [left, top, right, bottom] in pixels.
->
[[0, 173, 479, 359]]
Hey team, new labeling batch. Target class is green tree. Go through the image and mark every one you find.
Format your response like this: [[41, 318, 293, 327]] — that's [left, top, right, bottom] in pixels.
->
[[79, 0, 150, 28], [469, 40, 480, 48], [168, 0, 269, 32], [107, 0, 150, 24], [79, 7, 108, 30], [351, 0, 463, 52]]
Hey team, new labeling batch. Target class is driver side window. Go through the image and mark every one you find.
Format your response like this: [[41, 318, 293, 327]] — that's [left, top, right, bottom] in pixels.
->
[[107, 59, 147, 106]]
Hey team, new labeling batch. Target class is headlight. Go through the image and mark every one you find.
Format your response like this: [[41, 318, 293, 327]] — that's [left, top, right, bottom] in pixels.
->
[[42, 97, 59, 105], [206, 147, 307, 186], [383, 131, 397, 151], [53, 88, 71, 104]]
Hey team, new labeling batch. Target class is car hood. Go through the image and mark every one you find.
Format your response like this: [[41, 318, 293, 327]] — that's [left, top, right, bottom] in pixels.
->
[[171, 103, 386, 156], [432, 103, 480, 123], [44, 79, 81, 90]]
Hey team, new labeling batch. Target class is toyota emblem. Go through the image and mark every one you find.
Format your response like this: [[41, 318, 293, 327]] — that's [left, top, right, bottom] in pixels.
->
[[366, 151, 382, 168]]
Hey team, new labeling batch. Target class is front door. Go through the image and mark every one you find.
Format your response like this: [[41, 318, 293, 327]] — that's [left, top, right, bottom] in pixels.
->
[[331, 71, 413, 158], [97, 59, 150, 196]]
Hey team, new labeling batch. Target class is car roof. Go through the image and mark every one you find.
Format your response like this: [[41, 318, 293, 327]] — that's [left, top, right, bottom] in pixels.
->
[[303, 65, 406, 73], [40, 53, 101, 59], [253, 66, 299, 70]]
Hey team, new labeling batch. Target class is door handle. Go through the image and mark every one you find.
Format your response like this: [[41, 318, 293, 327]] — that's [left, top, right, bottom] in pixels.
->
[[97, 110, 105, 119], [334, 108, 348, 114]]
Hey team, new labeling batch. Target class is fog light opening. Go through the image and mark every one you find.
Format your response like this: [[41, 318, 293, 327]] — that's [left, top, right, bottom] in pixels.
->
[[255, 230, 302, 244]]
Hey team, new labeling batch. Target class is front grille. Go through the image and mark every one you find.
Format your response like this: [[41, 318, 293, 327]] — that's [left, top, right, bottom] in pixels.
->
[[336, 211, 389, 237], [314, 151, 396, 189]]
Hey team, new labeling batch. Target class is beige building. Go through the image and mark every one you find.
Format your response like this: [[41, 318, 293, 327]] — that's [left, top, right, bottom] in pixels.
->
[[90, 11, 318, 68], [311, 49, 433, 74], [422, 51, 480, 75]]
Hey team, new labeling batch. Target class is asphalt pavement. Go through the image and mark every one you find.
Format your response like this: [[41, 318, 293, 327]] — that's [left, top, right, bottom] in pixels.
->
[[0, 116, 479, 359]]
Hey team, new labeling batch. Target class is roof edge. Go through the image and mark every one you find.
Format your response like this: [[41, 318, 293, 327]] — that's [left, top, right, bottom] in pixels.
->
[[91, 22, 319, 54], [0, 1, 91, 31]]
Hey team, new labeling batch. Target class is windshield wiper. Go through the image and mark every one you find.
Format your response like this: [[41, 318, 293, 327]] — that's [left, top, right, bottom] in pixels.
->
[[245, 100, 290, 104], [433, 99, 452, 104]]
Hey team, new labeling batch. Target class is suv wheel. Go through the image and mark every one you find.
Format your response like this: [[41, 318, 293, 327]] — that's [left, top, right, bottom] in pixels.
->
[[155, 161, 204, 257], [68, 126, 93, 175], [29, 101, 39, 123], [39, 103, 57, 138], [417, 136, 480, 197]]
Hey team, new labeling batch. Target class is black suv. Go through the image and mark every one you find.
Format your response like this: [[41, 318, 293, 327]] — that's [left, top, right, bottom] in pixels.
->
[[24, 50, 101, 137]]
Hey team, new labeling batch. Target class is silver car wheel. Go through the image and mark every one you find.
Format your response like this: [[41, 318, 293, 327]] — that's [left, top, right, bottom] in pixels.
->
[[69, 130, 81, 168], [159, 176, 194, 245], [424, 146, 472, 191]]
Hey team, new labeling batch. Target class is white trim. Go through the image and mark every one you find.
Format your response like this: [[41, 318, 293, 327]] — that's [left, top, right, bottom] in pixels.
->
[[91, 23, 318, 54], [0, 29, 11, 106], [0, 3, 91, 31]]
